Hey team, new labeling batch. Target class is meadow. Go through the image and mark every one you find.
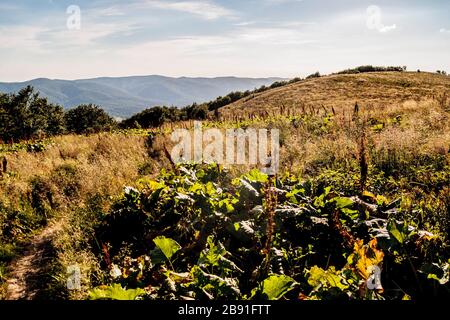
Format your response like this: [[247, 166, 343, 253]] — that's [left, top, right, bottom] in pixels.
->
[[0, 71, 449, 300]]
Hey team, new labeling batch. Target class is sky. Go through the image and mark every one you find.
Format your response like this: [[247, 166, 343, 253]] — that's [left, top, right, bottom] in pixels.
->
[[0, 0, 449, 82]]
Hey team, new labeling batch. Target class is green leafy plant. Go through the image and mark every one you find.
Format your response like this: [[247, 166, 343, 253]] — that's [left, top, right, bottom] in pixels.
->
[[251, 275, 297, 300], [153, 236, 181, 269], [87, 163, 450, 300], [89, 284, 145, 300]]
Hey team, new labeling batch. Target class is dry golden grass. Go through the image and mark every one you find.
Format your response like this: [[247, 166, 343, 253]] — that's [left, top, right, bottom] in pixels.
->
[[1, 72, 447, 210], [0, 133, 150, 299], [220, 72, 450, 119], [0, 133, 148, 211], [209, 72, 450, 177]]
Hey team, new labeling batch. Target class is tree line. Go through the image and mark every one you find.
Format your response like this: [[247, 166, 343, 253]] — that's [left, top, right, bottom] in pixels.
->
[[335, 65, 407, 74], [119, 77, 303, 129], [2, 80, 302, 142], [0, 86, 115, 142]]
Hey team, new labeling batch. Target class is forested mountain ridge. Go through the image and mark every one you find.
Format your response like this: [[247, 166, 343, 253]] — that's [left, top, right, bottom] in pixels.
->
[[0, 76, 284, 118]]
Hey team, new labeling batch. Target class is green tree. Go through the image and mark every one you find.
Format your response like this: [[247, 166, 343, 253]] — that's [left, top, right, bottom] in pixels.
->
[[120, 106, 185, 129], [0, 86, 65, 142], [65, 104, 116, 134]]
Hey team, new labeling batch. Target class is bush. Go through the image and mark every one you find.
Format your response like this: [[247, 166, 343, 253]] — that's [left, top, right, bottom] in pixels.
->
[[306, 72, 321, 79], [185, 103, 209, 119], [0, 86, 65, 142], [120, 106, 185, 129], [65, 104, 116, 134], [337, 66, 405, 75]]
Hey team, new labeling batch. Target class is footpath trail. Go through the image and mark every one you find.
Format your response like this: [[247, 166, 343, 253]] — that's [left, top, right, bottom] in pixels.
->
[[6, 222, 62, 300]]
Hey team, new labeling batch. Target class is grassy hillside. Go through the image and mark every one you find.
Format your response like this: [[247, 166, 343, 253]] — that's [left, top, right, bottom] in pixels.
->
[[0, 133, 149, 298], [0, 71, 449, 300], [220, 72, 450, 117]]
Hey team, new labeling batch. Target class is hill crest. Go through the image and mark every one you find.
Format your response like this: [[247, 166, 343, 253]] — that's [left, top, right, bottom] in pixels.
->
[[221, 72, 450, 116]]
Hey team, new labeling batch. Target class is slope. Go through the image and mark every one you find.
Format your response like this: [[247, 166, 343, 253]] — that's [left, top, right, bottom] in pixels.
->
[[220, 72, 450, 116]]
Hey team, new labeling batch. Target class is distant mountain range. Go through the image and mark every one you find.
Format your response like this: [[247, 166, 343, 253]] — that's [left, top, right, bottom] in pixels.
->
[[0, 76, 285, 118]]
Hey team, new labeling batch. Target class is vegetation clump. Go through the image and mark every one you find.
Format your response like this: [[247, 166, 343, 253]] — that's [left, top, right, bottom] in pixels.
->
[[337, 65, 407, 75], [0, 86, 65, 142], [85, 164, 449, 300], [65, 104, 116, 135]]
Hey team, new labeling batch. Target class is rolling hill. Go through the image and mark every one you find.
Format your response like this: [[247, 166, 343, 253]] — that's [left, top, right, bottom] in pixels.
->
[[220, 71, 450, 116], [0, 76, 284, 118]]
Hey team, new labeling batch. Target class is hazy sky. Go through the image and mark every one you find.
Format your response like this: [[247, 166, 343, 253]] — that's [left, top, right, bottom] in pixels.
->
[[0, 0, 449, 81]]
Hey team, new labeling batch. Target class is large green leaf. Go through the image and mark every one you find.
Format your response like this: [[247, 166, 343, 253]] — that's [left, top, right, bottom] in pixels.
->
[[420, 262, 450, 285], [387, 220, 408, 245], [153, 236, 181, 260], [307, 266, 348, 290], [245, 169, 269, 183], [198, 237, 226, 267], [89, 284, 145, 300], [333, 197, 354, 209], [259, 275, 296, 300]]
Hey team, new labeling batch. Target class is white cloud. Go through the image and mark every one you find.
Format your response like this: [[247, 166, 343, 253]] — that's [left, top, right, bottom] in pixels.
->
[[0, 21, 138, 54], [278, 21, 316, 28], [234, 20, 315, 29], [235, 27, 315, 45], [117, 25, 316, 61], [234, 21, 256, 27], [142, 0, 236, 20], [41, 22, 139, 48], [379, 24, 397, 33], [108, 30, 313, 79], [265, 0, 304, 4], [99, 6, 126, 16], [119, 35, 232, 58], [0, 26, 47, 51], [440, 28, 450, 34]]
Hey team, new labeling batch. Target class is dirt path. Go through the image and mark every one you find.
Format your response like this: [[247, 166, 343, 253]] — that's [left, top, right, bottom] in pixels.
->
[[6, 222, 62, 300]]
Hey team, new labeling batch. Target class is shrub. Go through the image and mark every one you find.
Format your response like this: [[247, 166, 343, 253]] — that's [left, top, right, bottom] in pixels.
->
[[306, 72, 321, 79], [120, 106, 185, 129], [0, 86, 65, 142], [337, 66, 405, 75], [185, 103, 209, 119], [65, 104, 116, 134]]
